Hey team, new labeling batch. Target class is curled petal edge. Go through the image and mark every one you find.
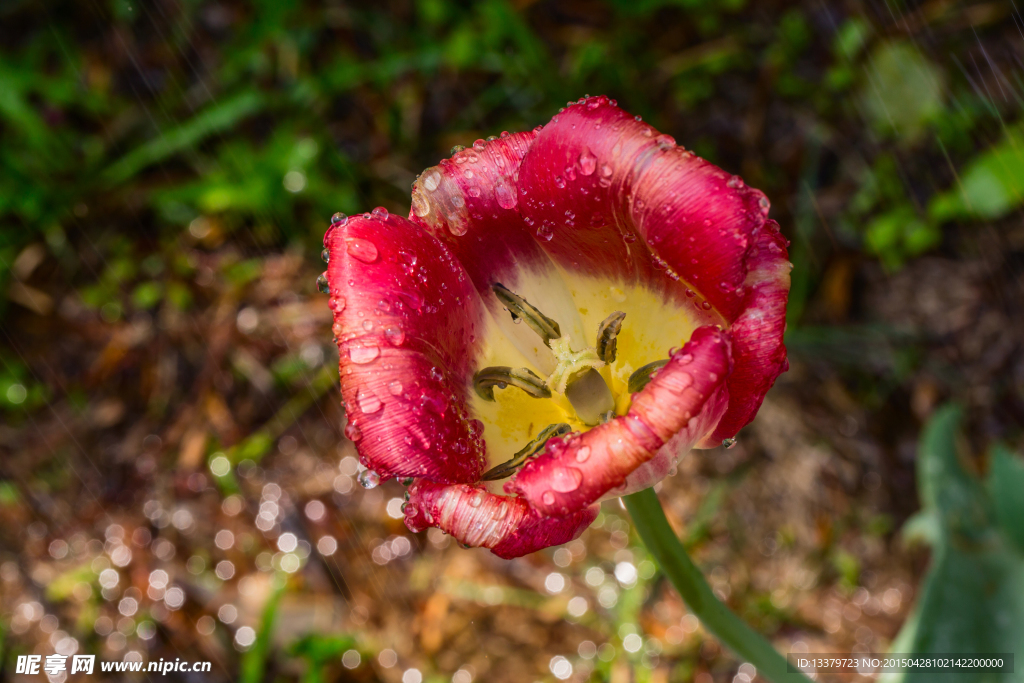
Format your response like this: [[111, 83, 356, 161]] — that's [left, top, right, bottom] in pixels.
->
[[404, 481, 598, 560], [507, 326, 732, 518]]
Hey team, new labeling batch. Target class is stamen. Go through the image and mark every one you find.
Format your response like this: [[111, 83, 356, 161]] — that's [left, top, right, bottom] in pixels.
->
[[473, 366, 551, 402], [565, 367, 616, 426], [492, 283, 562, 346], [627, 359, 669, 393], [596, 311, 626, 363], [481, 423, 571, 481]]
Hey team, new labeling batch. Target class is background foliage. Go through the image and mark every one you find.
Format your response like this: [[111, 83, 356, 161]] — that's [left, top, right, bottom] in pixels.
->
[[1, 0, 1023, 682]]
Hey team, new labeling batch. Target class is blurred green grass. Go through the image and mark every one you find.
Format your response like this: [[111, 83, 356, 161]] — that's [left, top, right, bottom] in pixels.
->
[[2, 0, 1022, 306]]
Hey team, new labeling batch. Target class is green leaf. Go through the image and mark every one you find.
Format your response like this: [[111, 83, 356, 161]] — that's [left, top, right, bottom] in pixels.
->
[[864, 204, 941, 270], [240, 576, 285, 683], [46, 564, 95, 602], [288, 634, 357, 683], [102, 91, 264, 186], [885, 405, 1024, 683], [131, 282, 163, 310], [989, 445, 1024, 554], [0, 481, 20, 506], [861, 41, 944, 143], [928, 128, 1024, 222], [916, 405, 992, 539]]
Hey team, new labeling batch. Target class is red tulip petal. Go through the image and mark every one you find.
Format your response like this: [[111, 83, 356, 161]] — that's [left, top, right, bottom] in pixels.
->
[[404, 481, 597, 559], [507, 326, 731, 517], [408, 132, 591, 372], [325, 212, 487, 484], [409, 132, 543, 286], [706, 220, 791, 444], [513, 95, 790, 441], [515, 96, 772, 323]]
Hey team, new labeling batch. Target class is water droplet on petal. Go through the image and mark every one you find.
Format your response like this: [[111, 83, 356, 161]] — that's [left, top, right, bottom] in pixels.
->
[[419, 388, 448, 415], [727, 175, 744, 189], [722, 438, 737, 450], [349, 344, 380, 364], [358, 469, 380, 489], [331, 212, 348, 225], [468, 492, 483, 507], [759, 196, 770, 215], [677, 353, 693, 364], [655, 134, 676, 150], [537, 224, 553, 241], [495, 176, 517, 209], [575, 445, 591, 463], [554, 176, 565, 189], [344, 423, 362, 441], [550, 467, 583, 493], [468, 186, 481, 198], [388, 380, 404, 396], [316, 272, 330, 293], [384, 325, 405, 346], [578, 148, 597, 176], [473, 139, 487, 152], [329, 296, 346, 312], [346, 238, 378, 263], [321, 248, 330, 263], [701, 301, 712, 310], [448, 216, 468, 236], [542, 491, 555, 506], [423, 170, 441, 192], [411, 193, 430, 217], [450, 144, 465, 155], [371, 206, 389, 220], [358, 390, 382, 414], [599, 163, 613, 178]]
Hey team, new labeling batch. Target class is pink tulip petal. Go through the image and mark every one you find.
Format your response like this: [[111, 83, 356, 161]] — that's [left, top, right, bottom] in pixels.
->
[[507, 326, 731, 517], [404, 481, 597, 559], [325, 213, 487, 483]]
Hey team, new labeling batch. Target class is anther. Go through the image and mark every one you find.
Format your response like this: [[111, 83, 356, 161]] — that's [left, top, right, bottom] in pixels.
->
[[481, 423, 571, 481], [473, 366, 551, 402], [627, 359, 669, 393], [492, 283, 561, 346], [596, 311, 626, 363]]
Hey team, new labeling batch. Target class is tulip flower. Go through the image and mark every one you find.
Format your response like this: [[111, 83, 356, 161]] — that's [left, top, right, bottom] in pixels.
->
[[322, 95, 790, 560]]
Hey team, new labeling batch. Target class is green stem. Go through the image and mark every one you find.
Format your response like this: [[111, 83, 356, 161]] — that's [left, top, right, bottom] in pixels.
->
[[624, 487, 810, 683]]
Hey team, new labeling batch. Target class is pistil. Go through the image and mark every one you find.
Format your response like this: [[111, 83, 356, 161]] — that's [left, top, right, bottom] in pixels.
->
[[563, 367, 615, 425]]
